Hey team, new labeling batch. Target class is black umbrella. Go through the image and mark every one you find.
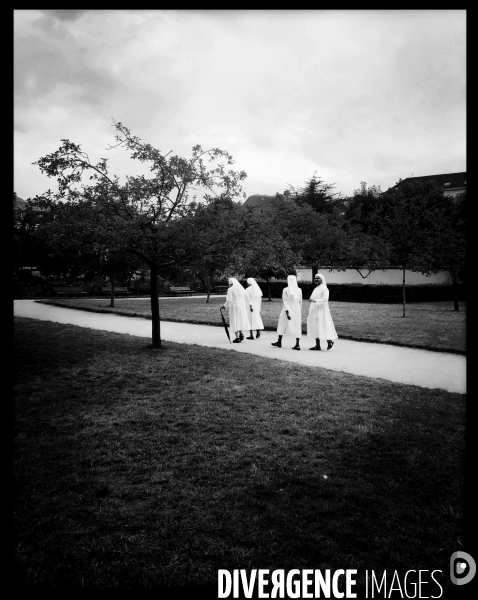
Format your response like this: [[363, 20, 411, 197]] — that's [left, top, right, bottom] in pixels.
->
[[220, 306, 231, 343]]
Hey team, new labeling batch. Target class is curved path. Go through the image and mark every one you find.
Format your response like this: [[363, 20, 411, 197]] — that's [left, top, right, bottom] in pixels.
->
[[14, 300, 466, 395]]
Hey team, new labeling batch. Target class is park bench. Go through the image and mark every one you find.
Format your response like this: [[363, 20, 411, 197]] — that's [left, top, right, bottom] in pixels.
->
[[101, 286, 132, 296], [52, 286, 88, 298], [214, 285, 229, 294], [169, 286, 193, 296]]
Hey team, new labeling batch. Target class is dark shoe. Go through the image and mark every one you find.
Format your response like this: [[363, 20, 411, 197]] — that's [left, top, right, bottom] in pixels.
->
[[233, 338, 241, 343], [246, 336, 254, 340], [327, 341, 334, 350], [292, 345, 300, 351], [271, 342, 281, 348], [309, 345, 321, 350], [256, 331, 261, 338], [239, 333, 244, 341]]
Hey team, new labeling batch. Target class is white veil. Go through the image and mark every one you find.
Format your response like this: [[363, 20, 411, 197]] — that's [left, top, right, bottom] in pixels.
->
[[246, 277, 263, 297], [287, 275, 300, 299], [228, 277, 247, 296]]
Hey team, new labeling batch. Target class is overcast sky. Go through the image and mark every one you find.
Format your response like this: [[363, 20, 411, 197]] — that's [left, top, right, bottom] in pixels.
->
[[14, 9, 466, 201]]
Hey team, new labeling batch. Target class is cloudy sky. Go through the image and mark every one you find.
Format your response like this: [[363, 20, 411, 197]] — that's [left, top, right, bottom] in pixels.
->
[[14, 9, 466, 201]]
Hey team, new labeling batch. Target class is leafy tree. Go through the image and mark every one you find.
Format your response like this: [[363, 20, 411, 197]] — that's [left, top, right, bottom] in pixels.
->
[[26, 193, 141, 305], [33, 120, 247, 347], [288, 171, 341, 214], [13, 194, 56, 295], [302, 218, 348, 279], [244, 193, 348, 285], [339, 183, 391, 280], [338, 223, 391, 279], [238, 225, 300, 300], [343, 181, 383, 233], [14, 195, 44, 276], [95, 246, 142, 307], [14, 193, 95, 287], [416, 191, 466, 311], [241, 195, 310, 294], [276, 199, 347, 280], [377, 178, 453, 317], [179, 195, 258, 303]]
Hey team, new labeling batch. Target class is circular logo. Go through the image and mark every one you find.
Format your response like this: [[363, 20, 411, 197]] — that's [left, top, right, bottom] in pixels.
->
[[450, 551, 476, 585]]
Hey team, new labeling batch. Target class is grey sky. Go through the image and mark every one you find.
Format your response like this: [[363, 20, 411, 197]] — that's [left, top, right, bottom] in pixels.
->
[[14, 9, 466, 201]]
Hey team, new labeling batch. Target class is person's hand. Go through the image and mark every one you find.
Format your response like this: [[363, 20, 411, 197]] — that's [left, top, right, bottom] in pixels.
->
[[286, 310, 291, 320]]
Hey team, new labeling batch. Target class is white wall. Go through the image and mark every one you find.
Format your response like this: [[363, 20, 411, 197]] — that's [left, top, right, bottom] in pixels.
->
[[296, 268, 453, 285]]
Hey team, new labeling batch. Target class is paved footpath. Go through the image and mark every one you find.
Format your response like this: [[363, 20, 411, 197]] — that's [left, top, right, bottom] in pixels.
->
[[14, 300, 466, 395]]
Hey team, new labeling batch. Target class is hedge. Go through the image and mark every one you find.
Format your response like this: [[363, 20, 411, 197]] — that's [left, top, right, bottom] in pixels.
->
[[13, 278, 465, 303], [239, 280, 466, 303]]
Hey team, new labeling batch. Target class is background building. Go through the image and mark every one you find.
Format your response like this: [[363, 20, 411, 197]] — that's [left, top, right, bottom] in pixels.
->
[[389, 172, 466, 198]]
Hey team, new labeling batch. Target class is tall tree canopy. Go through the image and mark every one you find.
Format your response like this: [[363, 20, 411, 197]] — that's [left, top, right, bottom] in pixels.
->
[[340, 182, 390, 279], [416, 191, 466, 311], [32, 120, 247, 347], [376, 178, 453, 316], [178, 195, 259, 302], [343, 181, 383, 233], [288, 171, 341, 214]]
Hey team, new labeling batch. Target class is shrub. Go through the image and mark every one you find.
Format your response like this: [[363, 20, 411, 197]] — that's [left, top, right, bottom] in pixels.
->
[[241, 280, 466, 303]]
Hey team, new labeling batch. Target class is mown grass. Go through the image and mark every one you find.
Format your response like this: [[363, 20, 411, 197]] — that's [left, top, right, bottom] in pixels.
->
[[14, 317, 465, 592], [40, 297, 466, 353]]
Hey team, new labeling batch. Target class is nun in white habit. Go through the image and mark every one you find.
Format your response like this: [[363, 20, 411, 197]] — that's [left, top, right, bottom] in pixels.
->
[[222, 278, 252, 343], [271, 275, 303, 350], [245, 277, 264, 339], [307, 273, 338, 350]]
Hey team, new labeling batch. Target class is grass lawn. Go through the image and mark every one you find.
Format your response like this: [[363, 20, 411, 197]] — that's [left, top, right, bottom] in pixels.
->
[[39, 297, 467, 354], [14, 317, 465, 592]]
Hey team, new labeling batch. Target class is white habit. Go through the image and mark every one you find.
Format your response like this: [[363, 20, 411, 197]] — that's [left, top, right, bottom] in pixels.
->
[[225, 278, 251, 334], [246, 278, 264, 331], [277, 276, 303, 338], [307, 276, 338, 341]]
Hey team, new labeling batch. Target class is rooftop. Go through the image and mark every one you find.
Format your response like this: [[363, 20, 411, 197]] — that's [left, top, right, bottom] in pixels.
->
[[398, 172, 466, 189], [14, 195, 27, 211], [243, 194, 278, 208]]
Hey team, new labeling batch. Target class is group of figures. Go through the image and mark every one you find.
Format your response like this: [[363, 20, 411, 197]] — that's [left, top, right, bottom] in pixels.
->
[[222, 274, 338, 351], [222, 277, 265, 343]]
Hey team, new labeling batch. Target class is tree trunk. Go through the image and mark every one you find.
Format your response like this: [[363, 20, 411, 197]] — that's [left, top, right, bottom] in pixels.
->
[[196, 272, 210, 304], [109, 269, 115, 308], [450, 269, 460, 311], [311, 265, 318, 281], [205, 277, 211, 304], [266, 276, 272, 301], [150, 263, 161, 348], [401, 265, 406, 317]]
